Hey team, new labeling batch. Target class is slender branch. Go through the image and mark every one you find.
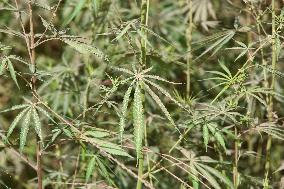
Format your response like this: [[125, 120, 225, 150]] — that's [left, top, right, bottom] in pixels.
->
[[186, 0, 193, 97], [34, 0, 63, 46], [27, 1, 42, 188], [233, 126, 239, 189], [5, 143, 37, 171], [14, 0, 32, 61], [137, 1, 150, 189], [264, 0, 276, 186]]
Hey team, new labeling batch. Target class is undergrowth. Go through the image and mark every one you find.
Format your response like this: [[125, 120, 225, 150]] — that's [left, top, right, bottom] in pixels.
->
[[0, 0, 284, 188]]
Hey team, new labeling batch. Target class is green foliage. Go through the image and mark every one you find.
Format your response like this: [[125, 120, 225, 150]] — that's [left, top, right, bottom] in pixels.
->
[[133, 84, 145, 160], [1, 0, 284, 189]]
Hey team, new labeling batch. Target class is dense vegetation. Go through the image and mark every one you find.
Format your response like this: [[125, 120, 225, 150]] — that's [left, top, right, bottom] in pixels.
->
[[1, 0, 284, 188]]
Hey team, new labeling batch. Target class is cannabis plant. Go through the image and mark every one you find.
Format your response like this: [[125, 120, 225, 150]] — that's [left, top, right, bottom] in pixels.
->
[[0, 0, 284, 189]]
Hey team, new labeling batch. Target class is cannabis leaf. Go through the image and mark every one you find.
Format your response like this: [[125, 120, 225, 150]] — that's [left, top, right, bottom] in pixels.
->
[[62, 39, 109, 61], [115, 66, 184, 159], [2, 103, 54, 151], [133, 84, 145, 159]]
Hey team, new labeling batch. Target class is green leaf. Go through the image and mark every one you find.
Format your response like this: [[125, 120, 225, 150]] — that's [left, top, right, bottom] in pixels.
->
[[36, 106, 56, 124], [8, 55, 29, 65], [20, 108, 32, 151], [112, 20, 134, 41], [62, 0, 86, 26], [95, 156, 114, 185], [1, 104, 29, 113], [62, 128, 73, 138], [195, 164, 221, 189], [91, 139, 132, 157], [32, 108, 43, 143], [211, 85, 229, 104], [0, 58, 6, 75], [62, 39, 109, 61], [136, 29, 152, 48], [219, 62, 232, 78], [119, 85, 133, 142], [85, 155, 96, 182], [84, 129, 110, 138], [212, 31, 235, 55], [208, 124, 226, 151], [203, 124, 209, 152], [199, 164, 234, 189], [144, 79, 184, 110], [101, 143, 131, 157], [141, 25, 172, 45], [6, 108, 29, 140], [133, 84, 145, 159], [40, 16, 53, 31], [214, 132, 226, 151], [143, 82, 177, 128], [195, 30, 235, 60], [7, 58, 19, 88]]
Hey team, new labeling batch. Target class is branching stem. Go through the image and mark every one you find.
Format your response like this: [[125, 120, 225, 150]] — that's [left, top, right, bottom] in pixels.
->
[[264, 0, 276, 186]]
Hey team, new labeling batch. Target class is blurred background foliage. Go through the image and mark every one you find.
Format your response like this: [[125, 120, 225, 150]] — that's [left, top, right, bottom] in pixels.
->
[[1, 0, 284, 188]]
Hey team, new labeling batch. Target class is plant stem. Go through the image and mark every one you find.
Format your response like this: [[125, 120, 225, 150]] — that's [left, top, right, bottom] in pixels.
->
[[28, 1, 42, 188], [264, 0, 276, 186], [36, 141, 43, 189], [139, 0, 149, 67], [233, 126, 239, 189], [136, 0, 149, 188], [136, 155, 144, 189], [144, 120, 153, 186], [186, 0, 193, 97]]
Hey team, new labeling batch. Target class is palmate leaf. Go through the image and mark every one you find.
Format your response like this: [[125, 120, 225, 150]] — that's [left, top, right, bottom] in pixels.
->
[[256, 125, 284, 140], [62, 39, 109, 61], [119, 85, 133, 142], [133, 84, 145, 160], [192, 0, 216, 23], [208, 62, 235, 104], [195, 30, 235, 60], [4, 104, 49, 150], [256, 64, 284, 79], [20, 108, 32, 152], [219, 62, 232, 78]]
